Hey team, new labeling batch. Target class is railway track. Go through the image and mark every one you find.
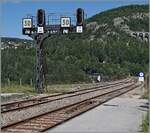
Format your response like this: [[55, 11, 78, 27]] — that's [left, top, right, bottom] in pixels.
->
[[1, 80, 142, 132], [1, 78, 132, 113]]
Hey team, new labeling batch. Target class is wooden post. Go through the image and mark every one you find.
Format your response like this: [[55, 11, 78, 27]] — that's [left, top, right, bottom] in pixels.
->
[[8, 78, 10, 86], [20, 79, 22, 86], [30, 79, 33, 86], [144, 74, 149, 91]]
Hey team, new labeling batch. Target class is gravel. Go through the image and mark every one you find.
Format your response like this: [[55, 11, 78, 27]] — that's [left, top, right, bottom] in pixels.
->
[[47, 98, 148, 133], [1, 82, 132, 127]]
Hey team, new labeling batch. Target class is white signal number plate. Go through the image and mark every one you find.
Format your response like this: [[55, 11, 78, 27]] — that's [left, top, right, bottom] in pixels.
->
[[23, 18, 32, 28], [61, 17, 71, 28], [76, 26, 83, 33]]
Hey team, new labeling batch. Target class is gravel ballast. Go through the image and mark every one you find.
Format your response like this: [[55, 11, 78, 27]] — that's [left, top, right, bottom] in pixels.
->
[[1, 82, 132, 127]]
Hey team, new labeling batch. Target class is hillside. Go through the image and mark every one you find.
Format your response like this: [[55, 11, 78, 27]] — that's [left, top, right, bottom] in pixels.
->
[[1, 37, 33, 49], [2, 4, 149, 85]]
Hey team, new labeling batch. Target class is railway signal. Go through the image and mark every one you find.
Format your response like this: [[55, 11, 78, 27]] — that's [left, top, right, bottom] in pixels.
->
[[37, 9, 45, 33], [22, 9, 86, 93], [76, 8, 84, 26], [37, 9, 45, 27], [76, 8, 84, 33]]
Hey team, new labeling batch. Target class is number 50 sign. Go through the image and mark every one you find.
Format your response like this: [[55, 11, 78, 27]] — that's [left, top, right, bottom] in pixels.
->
[[61, 17, 71, 28], [23, 18, 32, 28]]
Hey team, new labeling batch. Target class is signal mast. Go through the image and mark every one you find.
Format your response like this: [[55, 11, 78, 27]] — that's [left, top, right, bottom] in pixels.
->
[[22, 8, 86, 93]]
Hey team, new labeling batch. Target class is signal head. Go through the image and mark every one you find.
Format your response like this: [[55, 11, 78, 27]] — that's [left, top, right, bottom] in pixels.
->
[[76, 8, 84, 26], [37, 9, 45, 27]]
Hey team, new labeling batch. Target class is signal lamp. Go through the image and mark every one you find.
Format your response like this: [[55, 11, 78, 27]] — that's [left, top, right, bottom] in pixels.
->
[[76, 8, 84, 26], [37, 9, 45, 27]]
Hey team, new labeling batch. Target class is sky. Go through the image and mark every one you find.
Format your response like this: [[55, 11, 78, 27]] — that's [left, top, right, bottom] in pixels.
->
[[1, 0, 148, 39]]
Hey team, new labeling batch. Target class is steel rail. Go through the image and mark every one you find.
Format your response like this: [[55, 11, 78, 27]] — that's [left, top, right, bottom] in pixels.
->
[[1, 82, 142, 132], [1, 79, 132, 113], [1, 78, 130, 106], [41, 83, 142, 132]]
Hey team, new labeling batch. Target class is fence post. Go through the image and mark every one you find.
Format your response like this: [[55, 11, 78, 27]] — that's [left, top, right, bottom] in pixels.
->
[[30, 79, 33, 86], [144, 74, 149, 91], [8, 78, 10, 86], [20, 79, 22, 86]]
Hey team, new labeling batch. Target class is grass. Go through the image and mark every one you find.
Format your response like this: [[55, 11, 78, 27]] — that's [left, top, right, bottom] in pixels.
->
[[142, 89, 149, 99], [141, 111, 149, 132], [140, 87, 149, 132], [1, 85, 36, 96], [1, 83, 96, 95]]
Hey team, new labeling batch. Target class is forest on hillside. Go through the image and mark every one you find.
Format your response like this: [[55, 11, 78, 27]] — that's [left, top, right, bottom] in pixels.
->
[[1, 5, 149, 85]]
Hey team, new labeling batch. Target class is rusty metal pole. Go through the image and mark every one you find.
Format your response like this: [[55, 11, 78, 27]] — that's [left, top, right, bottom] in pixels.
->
[[35, 35, 45, 93], [33, 33, 49, 93]]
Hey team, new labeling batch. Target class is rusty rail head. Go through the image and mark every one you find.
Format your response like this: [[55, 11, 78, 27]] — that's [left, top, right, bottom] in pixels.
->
[[1, 81, 141, 132]]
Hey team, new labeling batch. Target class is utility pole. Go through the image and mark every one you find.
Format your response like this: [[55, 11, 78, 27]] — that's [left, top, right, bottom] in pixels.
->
[[22, 8, 86, 93]]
